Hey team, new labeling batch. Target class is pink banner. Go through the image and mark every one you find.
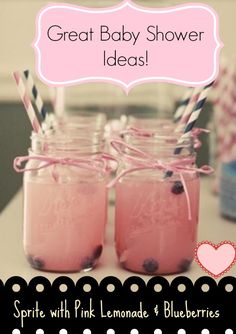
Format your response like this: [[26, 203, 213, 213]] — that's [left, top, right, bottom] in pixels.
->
[[33, 1, 223, 92]]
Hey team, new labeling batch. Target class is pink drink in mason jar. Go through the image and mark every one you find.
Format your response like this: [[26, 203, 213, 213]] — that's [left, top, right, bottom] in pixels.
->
[[116, 175, 199, 274], [18, 133, 108, 272], [114, 134, 200, 275]]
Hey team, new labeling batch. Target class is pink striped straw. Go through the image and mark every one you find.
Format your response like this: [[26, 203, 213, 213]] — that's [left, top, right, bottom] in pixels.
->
[[211, 59, 229, 106], [216, 64, 236, 160], [210, 59, 229, 191], [175, 86, 202, 132], [13, 71, 42, 134]]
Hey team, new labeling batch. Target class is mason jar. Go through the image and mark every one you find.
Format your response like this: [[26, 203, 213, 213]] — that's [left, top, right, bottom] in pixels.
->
[[113, 134, 201, 275], [14, 133, 109, 273]]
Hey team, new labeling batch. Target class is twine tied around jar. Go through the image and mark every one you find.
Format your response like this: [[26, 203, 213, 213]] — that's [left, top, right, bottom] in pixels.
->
[[108, 139, 214, 221], [14, 153, 118, 182]]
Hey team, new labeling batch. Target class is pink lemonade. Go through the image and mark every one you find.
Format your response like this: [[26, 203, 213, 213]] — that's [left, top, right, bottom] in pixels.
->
[[115, 174, 200, 275], [24, 175, 107, 272]]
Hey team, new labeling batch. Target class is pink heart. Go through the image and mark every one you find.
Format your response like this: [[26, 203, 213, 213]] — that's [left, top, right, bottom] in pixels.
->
[[195, 241, 236, 278]]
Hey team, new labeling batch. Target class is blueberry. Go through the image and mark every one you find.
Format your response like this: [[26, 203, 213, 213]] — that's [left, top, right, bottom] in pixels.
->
[[92, 245, 103, 260], [143, 258, 159, 273], [171, 181, 184, 195], [81, 257, 94, 271], [27, 255, 44, 270], [178, 259, 192, 272]]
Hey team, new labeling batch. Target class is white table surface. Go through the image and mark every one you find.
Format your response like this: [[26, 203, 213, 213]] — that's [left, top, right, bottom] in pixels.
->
[[0, 178, 235, 283]]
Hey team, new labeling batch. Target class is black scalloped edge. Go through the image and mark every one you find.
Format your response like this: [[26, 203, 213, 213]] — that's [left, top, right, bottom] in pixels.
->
[[5, 328, 236, 334], [1, 276, 235, 334], [2, 275, 236, 290]]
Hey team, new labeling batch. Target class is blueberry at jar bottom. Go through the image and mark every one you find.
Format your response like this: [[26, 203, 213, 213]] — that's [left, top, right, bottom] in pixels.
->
[[26, 245, 104, 273], [115, 176, 199, 275], [23, 171, 107, 273], [118, 248, 194, 275], [19, 132, 108, 273]]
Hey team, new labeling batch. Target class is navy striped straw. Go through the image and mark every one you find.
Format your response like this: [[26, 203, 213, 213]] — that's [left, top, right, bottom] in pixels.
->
[[165, 81, 214, 177], [173, 87, 193, 123], [23, 70, 47, 121], [174, 81, 214, 154]]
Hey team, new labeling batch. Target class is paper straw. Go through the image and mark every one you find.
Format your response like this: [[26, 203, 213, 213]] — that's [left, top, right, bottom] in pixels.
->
[[213, 68, 230, 163], [23, 70, 47, 121], [211, 58, 229, 106], [216, 64, 236, 161], [175, 82, 214, 154], [227, 71, 236, 160], [13, 71, 42, 133], [49, 87, 65, 117], [173, 87, 193, 123], [175, 86, 202, 132], [210, 59, 230, 191], [165, 82, 213, 178], [55, 87, 65, 116]]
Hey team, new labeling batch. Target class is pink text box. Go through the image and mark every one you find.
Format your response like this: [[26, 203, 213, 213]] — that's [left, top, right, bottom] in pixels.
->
[[33, 1, 223, 91]]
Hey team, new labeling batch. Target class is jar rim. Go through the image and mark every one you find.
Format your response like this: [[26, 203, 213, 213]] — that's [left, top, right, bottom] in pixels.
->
[[122, 132, 194, 160], [30, 131, 104, 155], [124, 131, 193, 145], [31, 131, 102, 141]]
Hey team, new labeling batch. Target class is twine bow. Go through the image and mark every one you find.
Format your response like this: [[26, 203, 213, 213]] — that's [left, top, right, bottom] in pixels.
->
[[14, 153, 117, 180]]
